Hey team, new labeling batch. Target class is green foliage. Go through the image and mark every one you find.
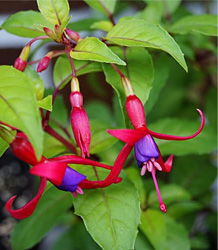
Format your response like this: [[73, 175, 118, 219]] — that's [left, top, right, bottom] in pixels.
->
[[73, 167, 141, 250], [103, 47, 154, 125], [37, 95, 52, 111], [0, 66, 43, 159], [106, 19, 187, 71], [140, 210, 190, 250], [71, 37, 126, 65], [149, 118, 217, 156], [37, 0, 70, 28], [53, 55, 102, 89], [1, 10, 52, 38], [11, 185, 73, 250], [84, 0, 117, 16], [24, 66, 44, 100], [170, 15, 218, 36], [0, 136, 9, 157]]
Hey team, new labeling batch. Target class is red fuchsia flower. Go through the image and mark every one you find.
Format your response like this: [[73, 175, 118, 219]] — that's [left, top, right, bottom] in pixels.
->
[[70, 90, 91, 158], [6, 132, 87, 219], [107, 95, 205, 213]]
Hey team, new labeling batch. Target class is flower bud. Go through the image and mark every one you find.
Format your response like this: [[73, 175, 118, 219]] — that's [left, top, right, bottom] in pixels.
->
[[37, 52, 53, 73], [125, 95, 146, 129], [70, 92, 91, 158], [43, 27, 56, 40], [14, 58, 27, 72], [65, 28, 82, 42], [14, 45, 30, 72], [10, 132, 45, 165]]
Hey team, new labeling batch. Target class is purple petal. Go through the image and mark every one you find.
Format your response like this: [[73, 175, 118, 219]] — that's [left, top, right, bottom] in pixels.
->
[[135, 134, 159, 167], [56, 167, 86, 193]]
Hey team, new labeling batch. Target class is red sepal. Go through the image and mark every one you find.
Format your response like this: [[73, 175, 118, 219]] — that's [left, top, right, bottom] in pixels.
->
[[30, 161, 68, 186], [107, 128, 147, 145], [148, 109, 205, 141], [5, 177, 47, 219], [80, 144, 133, 188]]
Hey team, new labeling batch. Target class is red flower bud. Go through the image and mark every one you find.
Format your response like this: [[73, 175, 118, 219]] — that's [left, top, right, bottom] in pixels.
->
[[37, 56, 51, 72], [43, 27, 56, 39], [14, 58, 27, 72], [65, 28, 81, 42], [125, 95, 146, 129], [10, 132, 45, 165], [70, 92, 91, 158]]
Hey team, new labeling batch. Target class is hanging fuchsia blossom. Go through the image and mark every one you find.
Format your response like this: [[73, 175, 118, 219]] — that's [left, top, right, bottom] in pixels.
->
[[108, 94, 205, 212], [70, 91, 91, 158], [6, 133, 86, 219]]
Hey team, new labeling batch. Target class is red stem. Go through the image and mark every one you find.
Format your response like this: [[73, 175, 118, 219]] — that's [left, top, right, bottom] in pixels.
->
[[111, 63, 126, 78], [66, 46, 76, 77], [50, 155, 113, 170], [27, 36, 50, 46], [44, 125, 77, 154]]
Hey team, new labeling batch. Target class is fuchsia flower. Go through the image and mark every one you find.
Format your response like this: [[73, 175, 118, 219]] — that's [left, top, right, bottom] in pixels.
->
[[107, 95, 205, 212], [6, 133, 87, 219], [70, 91, 91, 158]]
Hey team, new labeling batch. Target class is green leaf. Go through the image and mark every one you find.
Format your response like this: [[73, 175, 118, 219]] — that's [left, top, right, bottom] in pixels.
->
[[51, 222, 102, 250], [90, 128, 117, 154], [53, 55, 102, 89], [149, 117, 217, 155], [106, 19, 187, 71], [164, 216, 190, 250], [71, 37, 126, 65], [170, 155, 217, 197], [0, 137, 9, 157], [84, 0, 117, 16], [91, 20, 113, 32], [167, 201, 203, 219], [170, 15, 218, 36], [85, 101, 112, 123], [190, 236, 210, 250], [140, 210, 190, 250], [140, 210, 166, 250], [1, 10, 52, 38], [135, 232, 154, 250], [67, 18, 100, 32], [144, 54, 170, 115], [37, 95, 52, 111], [43, 132, 67, 158], [0, 66, 43, 159], [88, 118, 118, 155], [11, 185, 73, 250], [73, 167, 141, 250], [148, 184, 191, 207], [24, 65, 44, 100], [103, 47, 154, 125], [37, 0, 70, 27], [136, 0, 181, 23], [205, 87, 217, 131], [125, 167, 146, 205], [142, 0, 181, 15]]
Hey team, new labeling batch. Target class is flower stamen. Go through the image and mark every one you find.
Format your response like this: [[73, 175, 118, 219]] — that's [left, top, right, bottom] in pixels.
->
[[151, 168, 167, 213]]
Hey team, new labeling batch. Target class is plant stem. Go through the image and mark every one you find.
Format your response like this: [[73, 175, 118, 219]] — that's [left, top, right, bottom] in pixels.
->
[[27, 36, 50, 46], [44, 125, 77, 154], [66, 46, 76, 77], [111, 63, 126, 78]]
